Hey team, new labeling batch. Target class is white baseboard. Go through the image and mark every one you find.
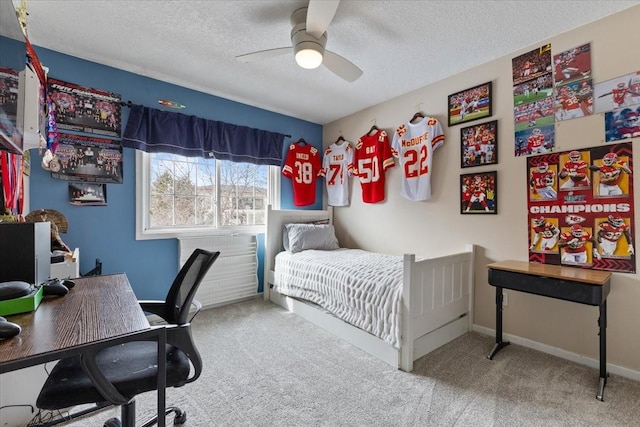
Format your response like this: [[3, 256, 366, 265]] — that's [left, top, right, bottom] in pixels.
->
[[473, 324, 640, 383]]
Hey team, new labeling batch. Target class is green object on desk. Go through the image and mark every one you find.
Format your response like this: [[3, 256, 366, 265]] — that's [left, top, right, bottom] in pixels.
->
[[0, 286, 44, 316]]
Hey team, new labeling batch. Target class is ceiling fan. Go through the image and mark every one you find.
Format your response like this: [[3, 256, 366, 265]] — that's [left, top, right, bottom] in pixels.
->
[[236, 0, 363, 82]]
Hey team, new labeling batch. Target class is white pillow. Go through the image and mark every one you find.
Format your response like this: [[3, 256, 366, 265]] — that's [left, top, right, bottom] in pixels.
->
[[284, 223, 339, 253]]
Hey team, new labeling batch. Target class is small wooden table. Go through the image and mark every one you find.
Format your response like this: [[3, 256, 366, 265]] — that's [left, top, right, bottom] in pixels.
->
[[486, 261, 611, 401]]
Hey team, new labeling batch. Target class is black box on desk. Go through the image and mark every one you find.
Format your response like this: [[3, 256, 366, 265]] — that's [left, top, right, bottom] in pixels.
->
[[0, 222, 51, 286]]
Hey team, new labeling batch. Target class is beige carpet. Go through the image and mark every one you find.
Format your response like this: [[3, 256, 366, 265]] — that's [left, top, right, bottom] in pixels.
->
[[56, 298, 640, 426]]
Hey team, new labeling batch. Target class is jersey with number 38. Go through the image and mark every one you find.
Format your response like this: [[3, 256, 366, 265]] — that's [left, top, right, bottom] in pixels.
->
[[352, 130, 395, 203], [282, 142, 321, 206], [391, 117, 445, 201]]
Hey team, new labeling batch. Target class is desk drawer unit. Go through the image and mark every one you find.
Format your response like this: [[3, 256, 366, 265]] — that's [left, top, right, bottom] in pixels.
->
[[488, 268, 610, 306]]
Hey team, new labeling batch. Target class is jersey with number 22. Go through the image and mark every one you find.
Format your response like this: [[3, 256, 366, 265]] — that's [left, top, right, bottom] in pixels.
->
[[391, 117, 445, 201]]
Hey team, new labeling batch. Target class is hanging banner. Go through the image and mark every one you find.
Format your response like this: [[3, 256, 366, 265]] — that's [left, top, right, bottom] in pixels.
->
[[50, 133, 123, 184], [527, 142, 635, 273], [48, 78, 122, 137]]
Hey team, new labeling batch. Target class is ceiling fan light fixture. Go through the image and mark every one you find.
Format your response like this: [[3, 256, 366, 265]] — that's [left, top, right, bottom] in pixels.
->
[[295, 47, 323, 69]]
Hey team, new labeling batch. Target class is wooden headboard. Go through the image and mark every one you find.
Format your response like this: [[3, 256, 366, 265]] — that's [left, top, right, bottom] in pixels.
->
[[263, 205, 333, 299]]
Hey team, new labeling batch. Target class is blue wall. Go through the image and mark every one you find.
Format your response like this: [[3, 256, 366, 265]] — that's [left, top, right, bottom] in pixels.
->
[[0, 36, 323, 300]]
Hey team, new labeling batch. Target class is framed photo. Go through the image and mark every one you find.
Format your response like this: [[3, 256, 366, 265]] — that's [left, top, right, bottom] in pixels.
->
[[460, 120, 498, 168], [460, 171, 497, 214], [448, 81, 493, 127]]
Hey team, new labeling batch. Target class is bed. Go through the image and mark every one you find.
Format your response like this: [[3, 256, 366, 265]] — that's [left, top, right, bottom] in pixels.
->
[[264, 205, 475, 372]]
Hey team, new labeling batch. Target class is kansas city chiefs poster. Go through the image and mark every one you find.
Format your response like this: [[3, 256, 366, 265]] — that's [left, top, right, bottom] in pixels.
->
[[527, 142, 635, 273]]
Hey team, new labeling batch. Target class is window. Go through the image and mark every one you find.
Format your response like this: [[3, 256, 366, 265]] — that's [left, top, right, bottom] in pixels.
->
[[135, 151, 280, 239]]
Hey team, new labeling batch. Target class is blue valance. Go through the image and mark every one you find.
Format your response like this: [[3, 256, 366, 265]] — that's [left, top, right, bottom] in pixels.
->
[[122, 105, 287, 166]]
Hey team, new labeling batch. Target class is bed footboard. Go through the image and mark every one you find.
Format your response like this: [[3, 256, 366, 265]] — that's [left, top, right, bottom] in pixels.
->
[[400, 245, 475, 371]]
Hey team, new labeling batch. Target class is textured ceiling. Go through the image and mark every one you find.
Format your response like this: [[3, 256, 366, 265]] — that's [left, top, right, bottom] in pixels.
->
[[2, 0, 639, 124]]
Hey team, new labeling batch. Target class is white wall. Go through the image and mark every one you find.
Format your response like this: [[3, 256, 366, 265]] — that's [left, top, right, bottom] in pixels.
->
[[324, 6, 640, 374]]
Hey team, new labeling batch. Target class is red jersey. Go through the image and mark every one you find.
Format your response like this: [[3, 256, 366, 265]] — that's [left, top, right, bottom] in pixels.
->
[[528, 134, 545, 151], [561, 160, 588, 181], [352, 129, 395, 203], [282, 142, 322, 206], [471, 181, 486, 197], [598, 164, 625, 185], [534, 222, 558, 239], [612, 87, 628, 105], [560, 231, 592, 253], [530, 171, 554, 190], [598, 222, 629, 243], [558, 94, 581, 111]]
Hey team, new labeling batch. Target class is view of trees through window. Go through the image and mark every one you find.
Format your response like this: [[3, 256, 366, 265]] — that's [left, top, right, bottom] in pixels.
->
[[149, 153, 269, 228]]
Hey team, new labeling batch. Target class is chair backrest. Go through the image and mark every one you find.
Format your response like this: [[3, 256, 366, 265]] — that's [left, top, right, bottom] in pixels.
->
[[165, 249, 220, 325]]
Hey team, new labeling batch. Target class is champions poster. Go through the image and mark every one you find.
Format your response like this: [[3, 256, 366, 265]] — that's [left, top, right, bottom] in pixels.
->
[[48, 78, 122, 137], [527, 142, 635, 273], [50, 133, 123, 184]]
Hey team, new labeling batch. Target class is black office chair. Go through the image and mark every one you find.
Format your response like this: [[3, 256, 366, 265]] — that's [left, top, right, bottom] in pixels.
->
[[36, 248, 220, 427]]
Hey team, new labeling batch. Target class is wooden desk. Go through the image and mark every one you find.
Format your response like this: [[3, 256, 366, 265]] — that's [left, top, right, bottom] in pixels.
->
[[486, 261, 611, 401], [0, 274, 167, 427]]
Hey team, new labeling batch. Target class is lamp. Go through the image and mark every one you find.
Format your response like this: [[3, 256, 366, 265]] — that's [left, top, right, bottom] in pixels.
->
[[291, 22, 327, 70], [295, 47, 323, 69]]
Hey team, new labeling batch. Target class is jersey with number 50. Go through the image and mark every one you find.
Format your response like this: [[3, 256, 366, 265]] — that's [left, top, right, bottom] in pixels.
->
[[282, 142, 321, 206], [391, 116, 445, 201], [352, 130, 395, 203], [319, 141, 354, 206]]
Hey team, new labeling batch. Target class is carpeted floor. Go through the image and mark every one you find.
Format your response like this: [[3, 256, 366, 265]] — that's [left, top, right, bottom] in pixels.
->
[[57, 298, 640, 426]]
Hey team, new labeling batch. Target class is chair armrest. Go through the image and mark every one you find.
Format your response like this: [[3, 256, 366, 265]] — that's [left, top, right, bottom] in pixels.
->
[[165, 324, 203, 385], [139, 300, 169, 320], [79, 349, 130, 405]]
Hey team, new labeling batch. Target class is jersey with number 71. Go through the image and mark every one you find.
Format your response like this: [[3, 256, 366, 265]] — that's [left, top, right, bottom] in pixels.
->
[[391, 117, 445, 201]]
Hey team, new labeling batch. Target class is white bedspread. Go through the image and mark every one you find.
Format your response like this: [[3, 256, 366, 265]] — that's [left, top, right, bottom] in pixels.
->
[[273, 249, 405, 348]]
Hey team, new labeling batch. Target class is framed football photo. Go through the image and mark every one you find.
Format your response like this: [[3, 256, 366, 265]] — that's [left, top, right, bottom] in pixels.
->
[[448, 81, 493, 127], [460, 171, 497, 214], [460, 120, 498, 168]]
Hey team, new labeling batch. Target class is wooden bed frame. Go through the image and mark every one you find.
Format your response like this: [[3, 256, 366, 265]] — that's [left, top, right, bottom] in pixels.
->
[[264, 205, 475, 372]]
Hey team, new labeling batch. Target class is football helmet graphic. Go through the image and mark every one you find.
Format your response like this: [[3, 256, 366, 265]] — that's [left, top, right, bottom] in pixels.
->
[[532, 128, 542, 135], [617, 82, 627, 89], [569, 150, 581, 162], [537, 162, 549, 173], [602, 152, 618, 166], [624, 111, 639, 127], [534, 216, 546, 227], [608, 215, 625, 227], [570, 224, 584, 238]]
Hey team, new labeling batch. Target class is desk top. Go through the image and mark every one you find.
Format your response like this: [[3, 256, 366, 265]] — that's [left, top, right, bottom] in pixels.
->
[[487, 260, 611, 286], [0, 273, 150, 367]]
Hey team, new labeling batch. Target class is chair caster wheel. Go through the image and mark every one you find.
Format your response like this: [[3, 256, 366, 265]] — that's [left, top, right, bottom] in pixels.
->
[[173, 409, 187, 425], [104, 418, 122, 427]]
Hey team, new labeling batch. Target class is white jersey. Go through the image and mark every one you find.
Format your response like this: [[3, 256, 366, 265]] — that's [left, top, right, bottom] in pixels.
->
[[320, 141, 354, 206], [391, 116, 445, 201]]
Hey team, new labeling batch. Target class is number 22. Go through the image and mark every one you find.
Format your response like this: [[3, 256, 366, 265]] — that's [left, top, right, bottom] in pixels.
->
[[404, 146, 428, 178]]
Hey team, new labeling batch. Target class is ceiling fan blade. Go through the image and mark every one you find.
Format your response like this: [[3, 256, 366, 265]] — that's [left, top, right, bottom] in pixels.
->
[[306, 0, 340, 38], [236, 47, 293, 63], [323, 50, 363, 82]]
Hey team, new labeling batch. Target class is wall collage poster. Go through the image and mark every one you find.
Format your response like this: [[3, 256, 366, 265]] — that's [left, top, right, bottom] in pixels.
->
[[512, 44, 555, 156], [47, 78, 123, 206], [527, 142, 635, 273]]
